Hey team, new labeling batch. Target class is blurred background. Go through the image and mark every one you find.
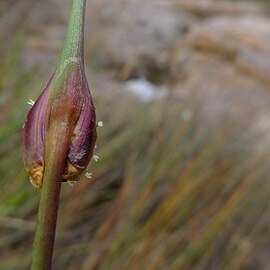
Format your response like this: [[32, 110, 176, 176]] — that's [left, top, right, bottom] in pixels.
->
[[1, 0, 270, 269]]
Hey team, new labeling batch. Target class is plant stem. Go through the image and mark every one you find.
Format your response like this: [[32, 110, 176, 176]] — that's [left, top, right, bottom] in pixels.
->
[[58, 0, 86, 67], [31, 127, 70, 270]]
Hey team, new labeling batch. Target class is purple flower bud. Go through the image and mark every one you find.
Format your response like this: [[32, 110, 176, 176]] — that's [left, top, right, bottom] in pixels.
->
[[23, 63, 96, 188]]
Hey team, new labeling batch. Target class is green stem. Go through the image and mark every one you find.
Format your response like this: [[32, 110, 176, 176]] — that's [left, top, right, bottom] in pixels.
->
[[31, 128, 70, 270], [58, 0, 86, 67]]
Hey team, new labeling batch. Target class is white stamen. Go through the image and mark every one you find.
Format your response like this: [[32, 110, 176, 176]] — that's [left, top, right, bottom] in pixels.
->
[[97, 121, 103, 127], [67, 181, 76, 187], [95, 145, 97, 149], [85, 172, 92, 178], [27, 99, 35, 106], [93, 155, 99, 162]]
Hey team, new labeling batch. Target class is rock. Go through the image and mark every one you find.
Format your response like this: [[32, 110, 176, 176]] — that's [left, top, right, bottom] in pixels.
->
[[176, 0, 262, 18], [172, 14, 270, 87], [20, 0, 268, 82], [178, 15, 270, 86], [85, 0, 194, 74], [171, 14, 270, 125]]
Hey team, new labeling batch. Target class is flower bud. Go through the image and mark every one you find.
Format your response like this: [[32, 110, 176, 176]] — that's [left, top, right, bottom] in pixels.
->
[[22, 0, 96, 188]]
